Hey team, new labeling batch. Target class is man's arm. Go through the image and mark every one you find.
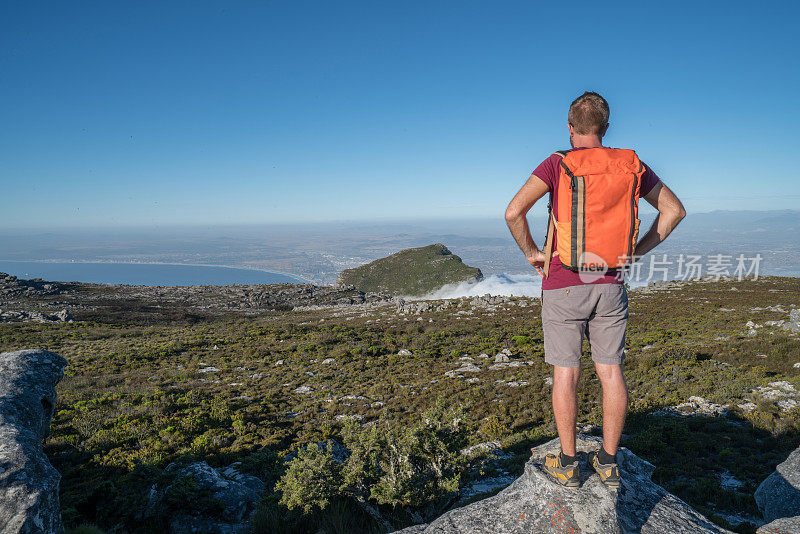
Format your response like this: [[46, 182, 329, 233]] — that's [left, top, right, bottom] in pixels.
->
[[505, 174, 550, 276], [632, 181, 686, 258]]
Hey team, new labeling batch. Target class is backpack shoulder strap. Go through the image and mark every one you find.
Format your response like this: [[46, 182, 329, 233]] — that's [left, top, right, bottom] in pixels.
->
[[552, 150, 578, 183], [542, 150, 570, 278], [542, 209, 556, 278]]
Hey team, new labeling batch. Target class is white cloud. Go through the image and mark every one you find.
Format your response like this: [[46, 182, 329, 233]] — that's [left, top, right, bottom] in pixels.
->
[[418, 273, 543, 299]]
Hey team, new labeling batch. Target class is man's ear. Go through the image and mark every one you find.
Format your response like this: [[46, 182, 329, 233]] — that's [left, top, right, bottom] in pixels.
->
[[568, 123, 574, 136], [600, 122, 610, 137]]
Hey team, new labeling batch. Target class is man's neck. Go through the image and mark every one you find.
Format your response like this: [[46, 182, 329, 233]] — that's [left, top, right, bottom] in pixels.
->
[[570, 134, 604, 149]]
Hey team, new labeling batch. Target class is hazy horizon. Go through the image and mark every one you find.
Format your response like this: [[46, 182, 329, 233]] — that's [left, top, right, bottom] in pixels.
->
[[3, 207, 797, 233], [1, 209, 797, 294]]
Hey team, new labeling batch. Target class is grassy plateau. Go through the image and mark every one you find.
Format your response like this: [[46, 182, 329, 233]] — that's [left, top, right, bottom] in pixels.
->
[[1, 275, 798, 533]]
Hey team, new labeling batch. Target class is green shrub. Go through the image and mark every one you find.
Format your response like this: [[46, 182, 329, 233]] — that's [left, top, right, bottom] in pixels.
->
[[275, 399, 469, 514], [370, 399, 467, 508], [511, 335, 531, 346], [276, 441, 342, 513], [341, 419, 385, 497], [479, 415, 510, 441]]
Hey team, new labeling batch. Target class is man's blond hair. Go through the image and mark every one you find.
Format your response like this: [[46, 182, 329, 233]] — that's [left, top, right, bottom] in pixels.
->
[[568, 91, 610, 135]]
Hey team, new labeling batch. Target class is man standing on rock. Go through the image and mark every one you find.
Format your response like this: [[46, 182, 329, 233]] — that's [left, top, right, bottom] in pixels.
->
[[504, 91, 686, 487]]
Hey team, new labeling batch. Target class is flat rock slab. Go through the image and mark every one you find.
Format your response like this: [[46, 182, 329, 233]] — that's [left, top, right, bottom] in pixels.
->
[[394, 435, 731, 534]]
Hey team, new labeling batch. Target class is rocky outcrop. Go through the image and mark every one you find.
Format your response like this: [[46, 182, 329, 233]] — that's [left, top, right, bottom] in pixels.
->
[[2, 271, 394, 319], [0, 309, 73, 324], [394, 435, 731, 534], [755, 445, 800, 524], [760, 306, 800, 334], [631, 280, 688, 294], [225, 283, 391, 310], [143, 460, 265, 533], [0, 349, 67, 534], [0, 273, 70, 297]]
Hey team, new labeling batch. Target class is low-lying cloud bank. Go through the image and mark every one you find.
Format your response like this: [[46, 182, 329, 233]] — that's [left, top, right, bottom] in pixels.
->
[[420, 273, 543, 299], [416, 272, 659, 300]]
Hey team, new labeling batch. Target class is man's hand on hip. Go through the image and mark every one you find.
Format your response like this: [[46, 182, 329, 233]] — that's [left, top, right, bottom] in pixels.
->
[[527, 250, 546, 278], [505, 173, 550, 277]]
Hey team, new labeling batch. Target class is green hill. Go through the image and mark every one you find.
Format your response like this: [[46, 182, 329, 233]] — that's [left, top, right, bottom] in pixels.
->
[[335, 243, 483, 296]]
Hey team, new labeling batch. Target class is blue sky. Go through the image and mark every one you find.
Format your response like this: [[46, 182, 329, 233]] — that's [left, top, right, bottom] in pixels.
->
[[1, 1, 798, 228]]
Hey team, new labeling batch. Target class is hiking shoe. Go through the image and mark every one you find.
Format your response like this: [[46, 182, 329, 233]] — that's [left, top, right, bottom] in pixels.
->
[[587, 450, 620, 487], [541, 452, 580, 488]]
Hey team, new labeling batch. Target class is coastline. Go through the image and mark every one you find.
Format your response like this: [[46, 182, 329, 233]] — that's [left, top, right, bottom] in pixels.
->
[[0, 259, 311, 285]]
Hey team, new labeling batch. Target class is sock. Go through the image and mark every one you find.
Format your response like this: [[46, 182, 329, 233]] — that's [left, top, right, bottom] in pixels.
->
[[559, 451, 576, 465], [598, 446, 616, 465]]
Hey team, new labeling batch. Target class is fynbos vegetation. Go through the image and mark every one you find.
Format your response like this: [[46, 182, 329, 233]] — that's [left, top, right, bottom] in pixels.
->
[[1, 274, 799, 533]]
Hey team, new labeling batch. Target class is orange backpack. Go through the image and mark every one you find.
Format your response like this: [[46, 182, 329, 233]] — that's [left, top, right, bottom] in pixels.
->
[[543, 147, 644, 275]]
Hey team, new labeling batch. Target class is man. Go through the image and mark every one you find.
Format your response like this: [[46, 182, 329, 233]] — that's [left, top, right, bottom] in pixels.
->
[[504, 91, 685, 487]]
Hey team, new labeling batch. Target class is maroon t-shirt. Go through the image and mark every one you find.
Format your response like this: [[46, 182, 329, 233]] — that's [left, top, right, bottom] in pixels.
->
[[531, 147, 661, 290]]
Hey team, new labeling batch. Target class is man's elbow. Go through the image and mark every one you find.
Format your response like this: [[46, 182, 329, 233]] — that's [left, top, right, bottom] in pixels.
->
[[663, 205, 686, 229], [661, 199, 686, 223], [505, 204, 521, 223], [674, 203, 687, 222]]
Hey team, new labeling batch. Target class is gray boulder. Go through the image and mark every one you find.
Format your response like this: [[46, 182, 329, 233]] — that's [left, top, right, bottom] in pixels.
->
[[0, 349, 68, 534], [394, 435, 730, 534], [0, 309, 73, 324], [755, 446, 800, 523], [783, 309, 800, 333], [757, 516, 800, 534], [52, 309, 73, 322], [144, 460, 265, 533]]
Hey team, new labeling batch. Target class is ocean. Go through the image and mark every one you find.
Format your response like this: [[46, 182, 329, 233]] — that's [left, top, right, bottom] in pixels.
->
[[0, 261, 306, 286]]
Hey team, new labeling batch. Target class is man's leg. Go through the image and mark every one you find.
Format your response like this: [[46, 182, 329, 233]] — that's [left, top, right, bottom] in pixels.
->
[[541, 285, 594, 487], [587, 283, 629, 463], [594, 362, 627, 455], [543, 286, 592, 458], [552, 365, 581, 456]]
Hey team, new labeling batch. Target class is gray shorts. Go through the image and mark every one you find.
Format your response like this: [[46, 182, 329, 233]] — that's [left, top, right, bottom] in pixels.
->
[[541, 283, 628, 367]]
